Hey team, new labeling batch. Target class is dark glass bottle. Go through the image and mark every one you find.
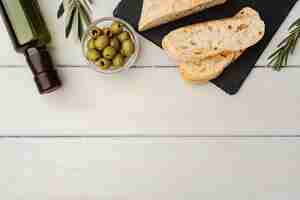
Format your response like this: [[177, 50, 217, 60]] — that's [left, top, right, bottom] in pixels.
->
[[0, 0, 61, 94]]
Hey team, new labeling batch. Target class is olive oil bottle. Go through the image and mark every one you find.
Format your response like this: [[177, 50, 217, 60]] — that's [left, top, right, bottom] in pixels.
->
[[0, 0, 61, 94]]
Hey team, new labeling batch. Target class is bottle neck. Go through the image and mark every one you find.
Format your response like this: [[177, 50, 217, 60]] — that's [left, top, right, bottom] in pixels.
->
[[25, 46, 62, 94], [25, 46, 52, 74]]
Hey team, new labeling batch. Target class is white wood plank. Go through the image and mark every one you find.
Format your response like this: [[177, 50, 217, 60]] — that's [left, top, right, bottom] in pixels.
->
[[0, 67, 299, 135], [1, 1, 300, 135], [0, 138, 300, 199]]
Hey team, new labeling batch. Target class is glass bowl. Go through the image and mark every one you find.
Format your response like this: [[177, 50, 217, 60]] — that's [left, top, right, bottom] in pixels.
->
[[81, 17, 140, 74]]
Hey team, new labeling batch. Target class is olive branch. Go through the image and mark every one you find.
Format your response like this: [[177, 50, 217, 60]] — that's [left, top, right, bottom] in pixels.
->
[[268, 17, 300, 71], [57, 0, 93, 40]]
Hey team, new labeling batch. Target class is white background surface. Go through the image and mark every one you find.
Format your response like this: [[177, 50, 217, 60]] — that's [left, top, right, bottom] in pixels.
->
[[1, 137, 300, 199], [1, 2, 300, 198], [0, 0, 300, 135]]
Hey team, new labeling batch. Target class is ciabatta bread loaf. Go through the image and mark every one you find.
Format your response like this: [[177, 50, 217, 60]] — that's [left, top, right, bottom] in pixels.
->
[[163, 7, 265, 83], [162, 7, 265, 63], [139, 0, 227, 31]]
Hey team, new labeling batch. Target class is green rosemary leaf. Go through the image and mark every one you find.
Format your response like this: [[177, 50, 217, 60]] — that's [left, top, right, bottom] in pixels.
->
[[57, 1, 65, 19], [283, 49, 289, 65], [268, 47, 282, 60], [277, 37, 289, 48], [291, 35, 299, 53], [65, 5, 76, 38], [268, 17, 300, 71], [289, 18, 300, 30]]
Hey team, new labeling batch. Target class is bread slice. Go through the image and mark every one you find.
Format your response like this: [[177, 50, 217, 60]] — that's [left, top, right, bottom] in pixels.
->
[[162, 7, 265, 63], [177, 7, 256, 83], [138, 0, 227, 31], [179, 50, 243, 83]]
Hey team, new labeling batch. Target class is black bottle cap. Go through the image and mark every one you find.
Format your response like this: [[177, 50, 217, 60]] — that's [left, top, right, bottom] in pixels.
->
[[25, 46, 62, 94]]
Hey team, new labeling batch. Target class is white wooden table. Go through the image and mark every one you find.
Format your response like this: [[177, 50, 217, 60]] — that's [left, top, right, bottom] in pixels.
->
[[1, 1, 300, 198], [1, 137, 300, 199], [0, 0, 300, 135]]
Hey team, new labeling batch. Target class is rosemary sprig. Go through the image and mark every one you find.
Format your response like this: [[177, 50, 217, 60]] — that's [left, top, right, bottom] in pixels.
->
[[57, 0, 93, 40], [268, 17, 300, 71]]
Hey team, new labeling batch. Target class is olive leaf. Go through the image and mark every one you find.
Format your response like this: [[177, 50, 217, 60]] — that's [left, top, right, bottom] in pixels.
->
[[65, 4, 76, 38], [78, 0, 92, 25], [77, 10, 84, 40], [57, 0, 93, 40], [57, 1, 65, 18]]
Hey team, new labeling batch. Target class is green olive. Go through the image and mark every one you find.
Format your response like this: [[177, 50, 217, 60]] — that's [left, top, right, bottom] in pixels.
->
[[103, 28, 113, 38], [86, 49, 101, 62], [121, 40, 135, 56], [87, 39, 96, 49], [110, 37, 121, 51], [112, 54, 125, 68], [120, 48, 127, 57], [94, 35, 109, 51], [96, 58, 111, 70], [111, 21, 123, 35], [118, 31, 130, 42], [89, 27, 103, 39], [102, 46, 117, 60]]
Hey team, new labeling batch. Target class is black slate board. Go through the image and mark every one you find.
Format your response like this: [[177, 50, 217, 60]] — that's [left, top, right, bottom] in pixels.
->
[[114, 0, 298, 95]]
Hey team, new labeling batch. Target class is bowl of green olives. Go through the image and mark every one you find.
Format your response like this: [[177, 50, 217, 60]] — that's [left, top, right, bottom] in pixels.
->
[[82, 17, 139, 74]]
